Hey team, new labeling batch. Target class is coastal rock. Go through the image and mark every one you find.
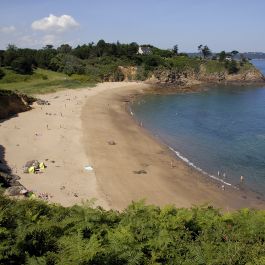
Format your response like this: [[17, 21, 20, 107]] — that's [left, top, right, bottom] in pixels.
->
[[118, 66, 137, 81], [0, 90, 35, 120], [5, 185, 28, 196], [0, 171, 21, 187], [146, 64, 264, 88], [36, 99, 50, 105]]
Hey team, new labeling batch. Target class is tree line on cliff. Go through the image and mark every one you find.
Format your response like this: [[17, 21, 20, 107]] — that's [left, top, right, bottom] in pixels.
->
[[0, 41, 248, 83]]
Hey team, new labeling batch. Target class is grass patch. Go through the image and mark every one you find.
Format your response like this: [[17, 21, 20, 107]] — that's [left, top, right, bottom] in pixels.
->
[[239, 61, 255, 73], [0, 68, 96, 95], [204, 60, 226, 73], [165, 56, 201, 72]]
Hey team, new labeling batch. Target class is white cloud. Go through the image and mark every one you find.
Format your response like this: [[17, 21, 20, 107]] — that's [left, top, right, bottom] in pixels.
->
[[31, 14, 79, 32], [42, 34, 56, 45], [0, 26, 16, 33]]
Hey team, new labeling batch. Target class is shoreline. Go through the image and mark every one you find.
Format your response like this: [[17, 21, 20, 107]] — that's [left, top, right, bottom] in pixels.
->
[[0, 82, 264, 210], [82, 82, 264, 211], [129, 82, 265, 200]]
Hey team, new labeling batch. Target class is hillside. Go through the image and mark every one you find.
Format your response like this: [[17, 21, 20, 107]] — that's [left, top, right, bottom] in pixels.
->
[[0, 68, 96, 95], [0, 42, 264, 96]]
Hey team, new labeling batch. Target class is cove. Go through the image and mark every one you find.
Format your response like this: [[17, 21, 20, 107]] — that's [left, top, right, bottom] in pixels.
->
[[131, 82, 265, 196]]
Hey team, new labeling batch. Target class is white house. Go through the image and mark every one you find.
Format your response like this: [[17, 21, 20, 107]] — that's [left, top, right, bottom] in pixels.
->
[[138, 46, 152, 55]]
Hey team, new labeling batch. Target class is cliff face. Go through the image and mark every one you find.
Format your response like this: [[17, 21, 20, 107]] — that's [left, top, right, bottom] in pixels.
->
[[117, 66, 137, 81], [148, 66, 264, 86], [115, 63, 264, 86], [0, 90, 35, 120], [198, 65, 264, 82]]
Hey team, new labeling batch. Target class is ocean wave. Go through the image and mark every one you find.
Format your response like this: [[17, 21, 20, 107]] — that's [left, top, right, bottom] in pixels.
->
[[168, 146, 237, 188]]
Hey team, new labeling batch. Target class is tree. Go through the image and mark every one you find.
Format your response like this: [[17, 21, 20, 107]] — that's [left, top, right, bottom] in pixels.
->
[[173, 44, 178, 55], [36, 47, 57, 69], [198, 45, 212, 59], [11, 57, 33, 74], [0, 68, 5, 79], [43, 44, 54, 50], [3, 44, 18, 66], [202, 45, 212, 59], [57, 44, 72, 54], [144, 55, 163, 70], [198, 44, 203, 57], [225, 60, 239, 74], [231, 50, 239, 59], [96, 39, 107, 57], [0, 50, 4, 66], [219, 51, 226, 62], [72, 44, 92, 59], [127, 42, 139, 57]]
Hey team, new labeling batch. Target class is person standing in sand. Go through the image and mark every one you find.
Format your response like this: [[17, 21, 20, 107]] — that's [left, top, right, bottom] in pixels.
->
[[240, 175, 244, 182]]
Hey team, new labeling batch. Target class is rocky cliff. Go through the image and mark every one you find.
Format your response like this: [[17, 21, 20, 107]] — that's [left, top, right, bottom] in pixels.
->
[[116, 63, 264, 87], [148, 65, 264, 86], [0, 90, 35, 120]]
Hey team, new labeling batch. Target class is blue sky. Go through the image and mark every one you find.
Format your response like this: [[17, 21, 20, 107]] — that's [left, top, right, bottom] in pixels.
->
[[1, 0, 265, 52]]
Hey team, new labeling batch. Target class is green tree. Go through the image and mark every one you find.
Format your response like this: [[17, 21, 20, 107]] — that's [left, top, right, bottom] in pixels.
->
[[3, 44, 18, 66], [0, 68, 5, 79], [231, 50, 239, 59], [57, 44, 72, 54], [96, 39, 107, 57], [127, 42, 139, 57], [0, 50, 5, 66], [144, 55, 163, 70], [219, 51, 226, 62], [36, 47, 57, 69], [173, 44, 178, 55], [198, 45, 212, 59], [202, 45, 212, 59], [11, 57, 33, 74], [198, 44, 203, 58], [226, 59, 239, 74], [72, 44, 92, 59]]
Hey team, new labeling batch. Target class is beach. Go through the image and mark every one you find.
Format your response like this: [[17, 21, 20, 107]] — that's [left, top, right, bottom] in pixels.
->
[[0, 82, 264, 210]]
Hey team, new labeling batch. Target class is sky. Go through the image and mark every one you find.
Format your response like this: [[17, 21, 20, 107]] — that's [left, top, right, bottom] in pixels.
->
[[1, 0, 265, 52]]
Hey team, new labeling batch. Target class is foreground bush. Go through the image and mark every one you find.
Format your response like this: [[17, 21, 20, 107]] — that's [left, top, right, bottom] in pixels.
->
[[0, 193, 265, 264]]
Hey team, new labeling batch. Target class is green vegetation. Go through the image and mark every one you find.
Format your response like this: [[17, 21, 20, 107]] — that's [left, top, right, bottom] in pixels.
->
[[166, 56, 201, 72], [205, 61, 226, 74], [198, 45, 212, 59], [0, 41, 258, 95], [0, 193, 265, 264], [225, 60, 239, 74], [0, 68, 95, 95], [0, 68, 5, 79]]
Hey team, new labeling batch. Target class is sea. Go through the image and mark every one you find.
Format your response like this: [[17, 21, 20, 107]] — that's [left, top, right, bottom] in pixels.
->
[[131, 59, 265, 196]]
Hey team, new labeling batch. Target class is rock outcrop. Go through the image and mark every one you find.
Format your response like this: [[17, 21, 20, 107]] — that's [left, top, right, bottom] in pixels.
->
[[145, 64, 264, 87], [117, 66, 137, 81], [0, 90, 35, 120]]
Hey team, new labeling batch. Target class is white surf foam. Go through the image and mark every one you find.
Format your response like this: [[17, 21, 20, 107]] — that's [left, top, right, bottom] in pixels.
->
[[168, 146, 237, 188]]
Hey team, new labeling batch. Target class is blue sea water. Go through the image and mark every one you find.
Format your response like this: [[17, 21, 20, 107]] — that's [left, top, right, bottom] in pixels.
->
[[131, 60, 265, 195]]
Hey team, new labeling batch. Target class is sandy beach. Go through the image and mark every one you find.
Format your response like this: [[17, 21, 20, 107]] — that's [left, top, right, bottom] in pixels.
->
[[0, 82, 264, 210]]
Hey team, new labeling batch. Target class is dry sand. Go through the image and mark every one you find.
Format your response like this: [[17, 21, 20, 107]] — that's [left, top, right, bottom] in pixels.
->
[[0, 82, 264, 210]]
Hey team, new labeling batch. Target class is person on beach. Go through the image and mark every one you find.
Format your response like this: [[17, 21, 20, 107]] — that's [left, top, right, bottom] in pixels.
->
[[240, 175, 244, 182]]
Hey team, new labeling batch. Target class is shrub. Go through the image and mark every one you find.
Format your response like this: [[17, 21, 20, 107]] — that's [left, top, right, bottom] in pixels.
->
[[11, 57, 33, 74], [0, 68, 5, 79], [225, 60, 239, 74], [143, 55, 164, 70], [1, 193, 265, 264]]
